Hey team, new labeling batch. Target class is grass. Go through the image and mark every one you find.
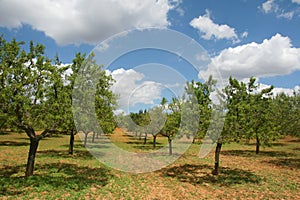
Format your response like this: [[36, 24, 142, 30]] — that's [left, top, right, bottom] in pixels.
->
[[0, 129, 299, 199]]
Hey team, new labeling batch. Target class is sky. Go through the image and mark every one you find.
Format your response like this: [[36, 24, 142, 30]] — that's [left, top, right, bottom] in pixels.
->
[[1, 0, 300, 113]]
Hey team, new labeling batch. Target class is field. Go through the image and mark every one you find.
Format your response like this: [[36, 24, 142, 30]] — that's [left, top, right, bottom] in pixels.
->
[[0, 128, 299, 200]]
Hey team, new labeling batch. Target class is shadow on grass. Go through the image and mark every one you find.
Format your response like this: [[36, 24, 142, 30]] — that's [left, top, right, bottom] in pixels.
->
[[0, 131, 10, 135], [0, 141, 29, 146], [0, 163, 112, 196], [287, 139, 300, 143], [37, 149, 97, 160], [263, 158, 300, 169], [133, 144, 165, 151], [162, 164, 262, 186], [222, 150, 295, 157]]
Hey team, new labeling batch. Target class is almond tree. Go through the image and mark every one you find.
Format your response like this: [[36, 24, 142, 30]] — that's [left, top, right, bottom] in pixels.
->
[[184, 76, 216, 143], [161, 97, 181, 155], [72, 53, 117, 146], [223, 77, 276, 154], [0, 36, 65, 176], [147, 106, 166, 148]]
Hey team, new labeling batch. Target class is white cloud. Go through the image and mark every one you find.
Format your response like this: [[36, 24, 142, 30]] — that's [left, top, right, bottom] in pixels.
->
[[262, 0, 278, 13], [110, 68, 163, 109], [241, 31, 249, 38], [0, 0, 173, 45], [259, 84, 300, 96], [292, 0, 300, 5], [189, 10, 239, 42], [199, 34, 300, 84], [277, 11, 294, 20], [261, 0, 295, 20], [176, 7, 185, 16]]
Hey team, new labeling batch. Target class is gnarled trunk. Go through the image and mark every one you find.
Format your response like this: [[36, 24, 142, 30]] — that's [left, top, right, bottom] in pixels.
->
[[25, 137, 40, 176]]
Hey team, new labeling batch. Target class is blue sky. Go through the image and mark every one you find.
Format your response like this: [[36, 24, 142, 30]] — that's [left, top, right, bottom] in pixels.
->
[[1, 0, 300, 113]]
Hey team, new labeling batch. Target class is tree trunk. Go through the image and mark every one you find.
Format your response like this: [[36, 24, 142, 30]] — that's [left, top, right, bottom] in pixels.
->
[[84, 132, 88, 147], [25, 137, 40, 176], [192, 137, 196, 144], [69, 129, 74, 155], [256, 135, 260, 154], [92, 132, 96, 143], [212, 137, 222, 175], [153, 135, 157, 148], [168, 137, 172, 155], [144, 133, 148, 144]]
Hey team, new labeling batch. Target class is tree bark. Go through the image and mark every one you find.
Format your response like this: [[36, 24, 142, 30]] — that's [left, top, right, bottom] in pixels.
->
[[168, 137, 172, 155], [69, 129, 74, 155], [153, 135, 157, 148], [92, 132, 96, 143], [144, 133, 147, 144], [192, 137, 196, 144], [84, 132, 88, 147], [25, 137, 40, 176], [256, 135, 260, 154], [212, 137, 222, 175]]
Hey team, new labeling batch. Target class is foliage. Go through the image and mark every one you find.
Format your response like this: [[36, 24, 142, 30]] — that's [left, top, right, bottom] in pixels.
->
[[184, 75, 216, 142], [222, 77, 279, 153]]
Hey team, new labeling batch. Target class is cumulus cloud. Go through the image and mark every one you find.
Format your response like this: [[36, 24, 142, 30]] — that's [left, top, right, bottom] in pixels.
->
[[189, 10, 239, 42], [199, 34, 300, 84], [0, 0, 174, 45], [110, 68, 163, 110], [258, 84, 300, 97]]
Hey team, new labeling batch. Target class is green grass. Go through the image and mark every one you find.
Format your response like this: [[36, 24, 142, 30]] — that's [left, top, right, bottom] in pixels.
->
[[0, 130, 299, 199]]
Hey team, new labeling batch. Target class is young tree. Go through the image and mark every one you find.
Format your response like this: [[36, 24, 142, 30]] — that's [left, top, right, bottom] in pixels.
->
[[147, 106, 166, 148], [160, 97, 181, 155]]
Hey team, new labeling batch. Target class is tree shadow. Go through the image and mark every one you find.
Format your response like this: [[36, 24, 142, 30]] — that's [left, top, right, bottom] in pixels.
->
[[0, 163, 112, 196], [60, 143, 85, 149], [0, 131, 10, 135], [37, 149, 97, 160], [263, 158, 300, 169], [286, 139, 300, 143], [222, 150, 295, 157], [161, 164, 262, 186], [0, 141, 29, 147], [133, 144, 165, 151]]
